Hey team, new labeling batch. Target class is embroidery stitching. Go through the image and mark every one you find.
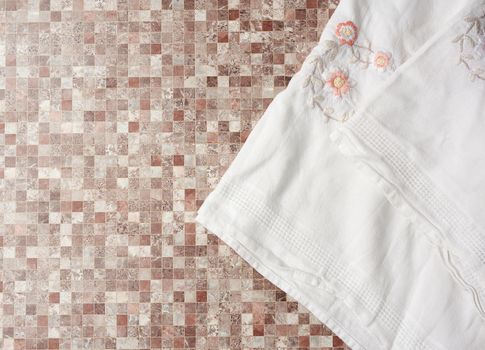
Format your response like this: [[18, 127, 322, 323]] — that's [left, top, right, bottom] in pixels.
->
[[453, 12, 485, 81], [336, 21, 358, 46], [326, 69, 351, 96], [303, 20, 395, 122]]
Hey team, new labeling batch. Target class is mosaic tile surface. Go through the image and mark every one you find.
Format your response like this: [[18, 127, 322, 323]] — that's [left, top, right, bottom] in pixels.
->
[[0, 0, 351, 348]]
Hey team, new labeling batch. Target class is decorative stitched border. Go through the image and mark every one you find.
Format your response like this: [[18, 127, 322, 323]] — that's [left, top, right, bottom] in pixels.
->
[[209, 178, 436, 350], [346, 114, 485, 316]]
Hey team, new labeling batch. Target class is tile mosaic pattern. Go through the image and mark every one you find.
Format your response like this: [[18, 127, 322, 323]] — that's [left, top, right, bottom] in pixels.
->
[[0, 0, 351, 349]]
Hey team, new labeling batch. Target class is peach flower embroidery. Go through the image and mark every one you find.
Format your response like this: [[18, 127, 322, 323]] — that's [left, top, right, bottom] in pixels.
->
[[303, 19, 395, 122], [326, 70, 350, 96], [336, 21, 358, 46], [371, 51, 392, 72]]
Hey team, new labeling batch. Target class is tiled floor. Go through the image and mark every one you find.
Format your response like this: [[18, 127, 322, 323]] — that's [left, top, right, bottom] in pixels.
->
[[0, 0, 351, 349]]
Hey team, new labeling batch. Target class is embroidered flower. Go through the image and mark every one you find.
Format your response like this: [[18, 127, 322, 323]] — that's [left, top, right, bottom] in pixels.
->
[[453, 13, 485, 81], [371, 51, 392, 72], [336, 21, 358, 46], [303, 19, 395, 121], [326, 70, 351, 96]]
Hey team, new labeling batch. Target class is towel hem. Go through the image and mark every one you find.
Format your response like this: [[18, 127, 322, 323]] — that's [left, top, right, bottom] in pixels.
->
[[341, 114, 485, 319], [196, 178, 440, 350]]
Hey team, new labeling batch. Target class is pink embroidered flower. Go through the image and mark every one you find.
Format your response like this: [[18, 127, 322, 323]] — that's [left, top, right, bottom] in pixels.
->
[[326, 70, 350, 96], [371, 51, 392, 72], [335, 21, 358, 46]]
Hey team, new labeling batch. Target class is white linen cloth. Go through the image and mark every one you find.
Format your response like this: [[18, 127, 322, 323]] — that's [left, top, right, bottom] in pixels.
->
[[195, 0, 485, 348]]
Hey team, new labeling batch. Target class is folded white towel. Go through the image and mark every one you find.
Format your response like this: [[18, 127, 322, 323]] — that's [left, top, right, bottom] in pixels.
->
[[196, 0, 485, 348]]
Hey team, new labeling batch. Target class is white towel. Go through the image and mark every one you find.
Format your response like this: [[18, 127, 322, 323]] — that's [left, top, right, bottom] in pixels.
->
[[196, 0, 485, 348]]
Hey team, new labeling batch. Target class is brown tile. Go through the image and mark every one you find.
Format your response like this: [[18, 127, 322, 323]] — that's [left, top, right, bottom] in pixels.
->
[[128, 122, 139, 132], [117, 315, 128, 326], [49, 293, 60, 304], [48, 339, 60, 349]]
